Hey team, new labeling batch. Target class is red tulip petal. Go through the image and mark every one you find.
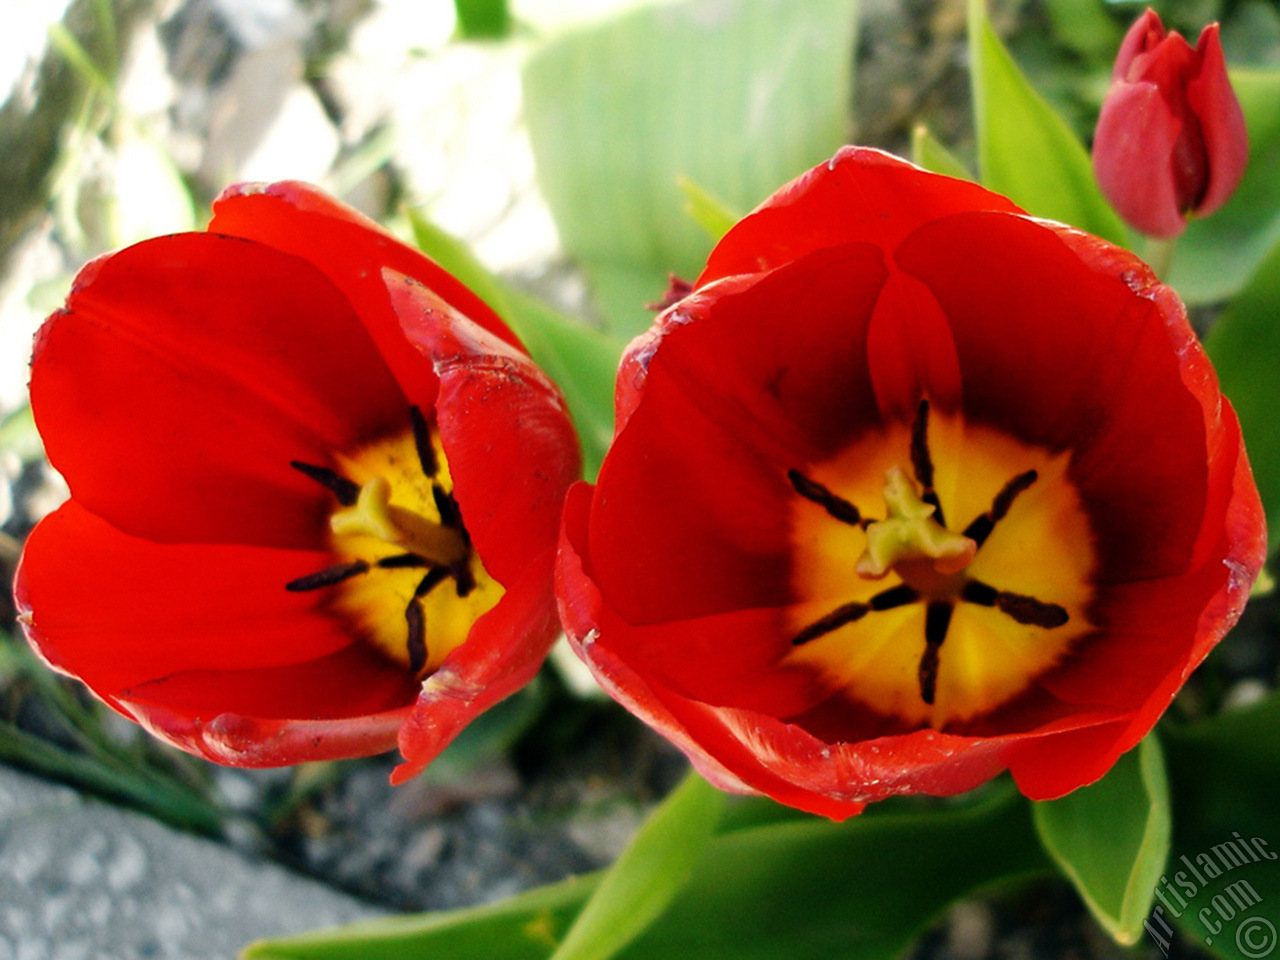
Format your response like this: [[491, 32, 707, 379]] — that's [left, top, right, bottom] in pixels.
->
[[1092, 82, 1187, 237], [32, 234, 406, 548], [699, 147, 1023, 287], [384, 271, 581, 586], [392, 550, 561, 784], [16, 501, 358, 696], [112, 644, 415, 767], [211, 182, 520, 407], [896, 211, 1210, 583], [1186, 24, 1248, 218], [593, 243, 889, 624]]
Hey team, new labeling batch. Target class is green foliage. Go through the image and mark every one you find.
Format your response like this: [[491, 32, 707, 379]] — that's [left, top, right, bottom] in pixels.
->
[[522, 0, 858, 338], [245, 783, 1048, 960], [1163, 693, 1280, 960], [967, 0, 1129, 245], [1205, 228, 1280, 551], [406, 209, 620, 480], [454, 0, 511, 39], [910, 124, 973, 181], [1033, 736, 1171, 944], [548, 772, 724, 960]]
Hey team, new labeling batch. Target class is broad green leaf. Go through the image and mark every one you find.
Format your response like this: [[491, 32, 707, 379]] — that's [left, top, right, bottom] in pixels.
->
[[522, 0, 858, 338], [1161, 693, 1280, 960], [967, 0, 1128, 245], [249, 781, 1049, 960], [406, 209, 620, 479], [549, 772, 724, 960], [676, 175, 743, 243], [1205, 229, 1280, 551], [243, 872, 601, 960], [1170, 69, 1280, 304], [910, 123, 973, 181], [1032, 735, 1171, 944]]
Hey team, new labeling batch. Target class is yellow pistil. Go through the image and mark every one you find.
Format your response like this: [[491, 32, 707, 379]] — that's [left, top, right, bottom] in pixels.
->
[[330, 476, 467, 567], [856, 466, 976, 579]]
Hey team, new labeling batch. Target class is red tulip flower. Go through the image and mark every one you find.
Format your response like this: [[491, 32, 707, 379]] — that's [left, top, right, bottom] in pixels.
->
[[15, 182, 580, 783], [556, 148, 1265, 820], [1093, 8, 1247, 238]]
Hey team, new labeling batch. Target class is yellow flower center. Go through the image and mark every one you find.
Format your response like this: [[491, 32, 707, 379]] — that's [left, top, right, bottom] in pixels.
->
[[786, 400, 1096, 728], [287, 408, 503, 678]]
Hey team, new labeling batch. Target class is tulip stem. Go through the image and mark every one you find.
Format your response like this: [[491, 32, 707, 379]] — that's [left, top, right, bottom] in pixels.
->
[[1144, 237, 1178, 281]]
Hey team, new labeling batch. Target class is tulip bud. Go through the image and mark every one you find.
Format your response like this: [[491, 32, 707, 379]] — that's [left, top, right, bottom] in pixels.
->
[[1092, 8, 1247, 238]]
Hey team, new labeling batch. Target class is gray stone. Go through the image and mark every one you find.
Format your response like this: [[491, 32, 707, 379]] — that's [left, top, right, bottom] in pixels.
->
[[0, 765, 387, 960]]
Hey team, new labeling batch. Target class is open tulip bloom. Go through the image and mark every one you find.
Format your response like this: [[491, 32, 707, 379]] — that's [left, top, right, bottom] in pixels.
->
[[556, 148, 1265, 821], [14, 182, 581, 782]]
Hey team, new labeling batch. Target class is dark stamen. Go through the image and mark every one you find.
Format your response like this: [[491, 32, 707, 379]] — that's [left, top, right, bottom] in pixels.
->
[[410, 406, 438, 477], [377, 553, 429, 569], [788, 469, 865, 528], [405, 600, 427, 673], [414, 566, 451, 598], [962, 470, 1038, 547], [918, 601, 954, 704], [792, 601, 870, 646], [995, 591, 1069, 628], [286, 560, 369, 592], [961, 579, 1068, 628], [960, 579, 998, 606], [910, 400, 945, 527], [870, 583, 919, 610], [291, 461, 360, 507], [433, 484, 464, 530], [451, 560, 476, 598]]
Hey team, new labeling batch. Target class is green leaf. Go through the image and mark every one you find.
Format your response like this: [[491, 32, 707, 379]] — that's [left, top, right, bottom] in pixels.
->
[[676, 175, 743, 243], [1161, 693, 1280, 960], [454, 0, 510, 39], [550, 772, 724, 960], [405, 209, 620, 479], [1032, 735, 1171, 945], [522, 0, 859, 338], [910, 123, 973, 181], [1170, 69, 1280, 305], [243, 872, 601, 960], [967, 0, 1128, 245], [1205, 229, 1280, 551], [249, 781, 1049, 960]]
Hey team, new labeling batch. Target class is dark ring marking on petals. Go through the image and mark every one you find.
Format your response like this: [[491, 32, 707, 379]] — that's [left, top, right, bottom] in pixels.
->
[[792, 601, 870, 646], [918, 601, 954, 704], [410, 405, 438, 477], [788, 469, 866, 528], [405, 599, 427, 674], [910, 400, 945, 527], [286, 560, 370, 592], [962, 470, 1038, 547], [290, 461, 360, 507], [961, 579, 1068, 628]]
